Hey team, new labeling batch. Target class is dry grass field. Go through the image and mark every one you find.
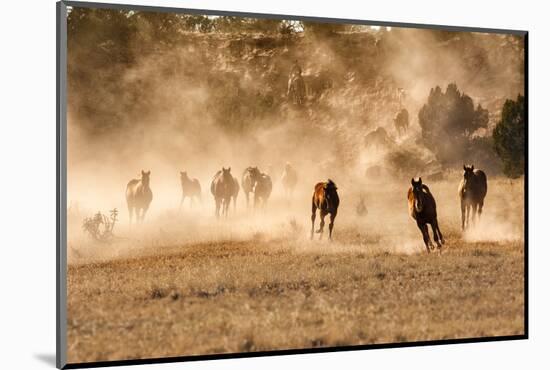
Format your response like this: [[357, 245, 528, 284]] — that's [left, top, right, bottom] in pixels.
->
[[66, 177, 525, 363]]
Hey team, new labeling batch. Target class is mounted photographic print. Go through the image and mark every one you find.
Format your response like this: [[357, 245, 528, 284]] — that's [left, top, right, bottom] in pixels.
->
[[56, 1, 527, 368]]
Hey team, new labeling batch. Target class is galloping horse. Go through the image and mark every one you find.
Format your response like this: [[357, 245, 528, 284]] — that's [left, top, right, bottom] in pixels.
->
[[311, 180, 340, 240], [281, 162, 298, 200], [394, 108, 409, 136], [179, 171, 201, 210], [126, 170, 153, 224], [242, 167, 261, 208], [242, 166, 272, 209], [459, 164, 488, 230], [253, 173, 272, 208], [408, 177, 444, 252], [211, 167, 235, 219]]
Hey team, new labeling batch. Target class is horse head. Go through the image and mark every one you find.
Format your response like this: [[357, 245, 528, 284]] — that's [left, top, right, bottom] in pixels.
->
[[324, 179, 338, 206], [411, 177, 424, 212], [462, 164, 475, 193], [141, 170, 151, 187], [221, 167, 232, 182], [180, 171, 188, 181]]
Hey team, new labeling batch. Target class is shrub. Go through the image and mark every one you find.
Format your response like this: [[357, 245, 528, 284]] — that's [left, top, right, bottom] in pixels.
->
[[493, 95, 525, 178]]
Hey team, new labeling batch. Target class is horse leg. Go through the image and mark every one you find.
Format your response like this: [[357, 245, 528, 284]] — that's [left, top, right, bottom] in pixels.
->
[[465, 204, 471, 229], [477, 200, 484, 222], [431, 221, 442, 248], [128, 205, 133, 225], [318, 210, 327, 240], [461, 199, 466, 231], [471, 203, 478, 227], [435, 219, 445, 245], [310, 204, 316, 240], [215, 198, 220, 219], [417, 221, 432, 253], [245, 191, 249, 209], [179, 195, 185, 212], [141, 206, 149, 222], [328, 211, 337, 241]]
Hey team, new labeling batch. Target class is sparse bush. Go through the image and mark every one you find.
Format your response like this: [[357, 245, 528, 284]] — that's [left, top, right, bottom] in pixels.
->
[[82, 208, 118, 242], [493, 95, 525, 178]]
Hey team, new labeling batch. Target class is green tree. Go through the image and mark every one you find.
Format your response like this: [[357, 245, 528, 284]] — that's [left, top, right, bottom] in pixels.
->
[[493, 95, 525, 178], [418, 83, 489, 165]]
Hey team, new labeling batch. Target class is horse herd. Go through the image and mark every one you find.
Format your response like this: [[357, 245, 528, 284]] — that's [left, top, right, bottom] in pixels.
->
[[125, 164, 488, 253]]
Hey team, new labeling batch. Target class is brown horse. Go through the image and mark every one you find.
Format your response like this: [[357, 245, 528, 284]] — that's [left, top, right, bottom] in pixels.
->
[[408, 177, 444, 252], [242, 167, 261, 208], [281, 162, 298, 200], [394, 108, 409, 136], [311, 180, 340, 240], [459, 165, 488, 230], [253, 173, 272, 208], [126, 170, 153, 224], [210, 167, 235, 219], [179, 171, 201, 210]]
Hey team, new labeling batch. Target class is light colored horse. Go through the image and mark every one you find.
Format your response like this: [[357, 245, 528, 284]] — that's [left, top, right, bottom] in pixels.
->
[[179, 171, 201, 210], [242, 167, 261, 208], [281, 162, 298, 200], [126, 170, 153, 224]]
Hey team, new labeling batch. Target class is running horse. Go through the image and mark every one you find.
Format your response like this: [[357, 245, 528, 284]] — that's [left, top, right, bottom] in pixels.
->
[[179, 171, 201, 210], [211, 167, 236, 219], [394, 108, 409, 136], [253, 173, 272, 208], [126, 170, 153, 224], [458, 164, 488, 230], [281, 162, 298, 200], [408, 177, 444, 252], [310, 180, 340, 240]]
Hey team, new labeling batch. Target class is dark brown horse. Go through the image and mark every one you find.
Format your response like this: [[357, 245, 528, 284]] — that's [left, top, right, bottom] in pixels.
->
[[311, 180, 340, 240], [179, 171, 201, 210], [408, 177, 444, 252], [210, 167, 235, 219], [126, 170, 153, 224], [459, 165, 488, 230]]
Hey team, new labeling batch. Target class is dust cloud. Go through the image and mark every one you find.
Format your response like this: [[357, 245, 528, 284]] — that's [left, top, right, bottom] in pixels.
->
[[66, 10, 525, 263]]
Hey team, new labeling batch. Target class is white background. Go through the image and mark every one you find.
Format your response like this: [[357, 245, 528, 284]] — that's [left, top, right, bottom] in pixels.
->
[[0, 0, 546, 369]]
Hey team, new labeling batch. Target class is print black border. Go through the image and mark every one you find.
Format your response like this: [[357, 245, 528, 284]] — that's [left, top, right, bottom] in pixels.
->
[[56, 1, 529, 368]]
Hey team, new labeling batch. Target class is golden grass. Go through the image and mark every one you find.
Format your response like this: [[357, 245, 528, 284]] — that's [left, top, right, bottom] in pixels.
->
[[67, 235, 524, 363], [67, 177, 525, 363]]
